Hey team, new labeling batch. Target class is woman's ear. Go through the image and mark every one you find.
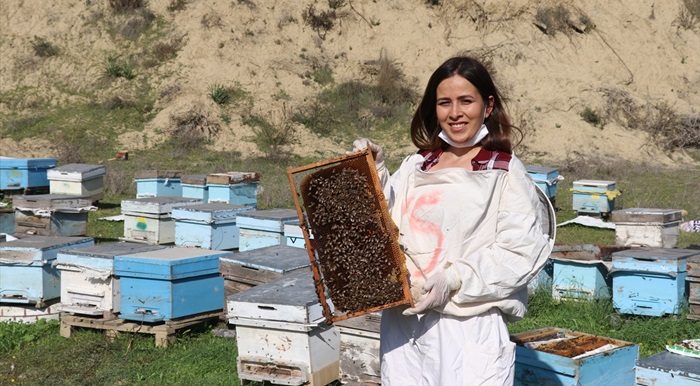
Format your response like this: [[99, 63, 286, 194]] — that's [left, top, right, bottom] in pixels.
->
[[485, 96, 495, 118]]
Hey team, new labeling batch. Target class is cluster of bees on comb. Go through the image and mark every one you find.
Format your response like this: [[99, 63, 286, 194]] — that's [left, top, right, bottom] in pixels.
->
[[303, 166, 406, 314]]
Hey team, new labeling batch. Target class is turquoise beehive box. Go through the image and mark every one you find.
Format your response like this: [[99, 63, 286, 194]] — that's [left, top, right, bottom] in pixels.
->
[[0, 157, 57, 192], [237, 208, 300, 251], [181, 174, 209, 203], [171, 202, 254, 250], [611, 247, 698, 316], [636, 350, 700, 385], [525, 164, 560, 204], [572, 179, 619, 217], [0, 235, 94, 307], [205, 172, 259, 206], [114, 247, 229, 322], [134, 170, 183, 198]]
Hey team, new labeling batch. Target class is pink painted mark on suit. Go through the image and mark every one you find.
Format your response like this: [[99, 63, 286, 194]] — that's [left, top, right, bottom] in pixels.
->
[[404, 191, 445, 279]]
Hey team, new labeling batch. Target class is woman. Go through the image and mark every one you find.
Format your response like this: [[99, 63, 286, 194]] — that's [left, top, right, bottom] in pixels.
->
[[352, 55, 555, 385]]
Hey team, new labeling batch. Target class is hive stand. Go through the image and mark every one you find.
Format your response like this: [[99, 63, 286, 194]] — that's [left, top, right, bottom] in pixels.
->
[[59, 310, 223, 347]]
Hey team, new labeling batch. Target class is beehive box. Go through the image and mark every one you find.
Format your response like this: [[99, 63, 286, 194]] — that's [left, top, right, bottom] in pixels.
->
[[572, 179, 619, 216], [635, 351, 700, 385], [237, 208, 300, 251], [525, 164, 560, 203], [0, 205, 14, 235], [528, 258, 553, 294], [181, 174, 209, 202], [611, 208, 683, 248], [220, 245, 311, 297], [0, 235, 94, 307], [134, 169, 183, 198], [121, 196, 203, 245], [171, 202, 254, 250], [335, 313, 382, 385], [13, 194, 94, 236], [611, 247, 697, 316], [685, 254, 700, 321], [550, 244, 628, 301], [0, 157, 57, 192], [55, 242, 168, 316], [227, 270, 340, 386], [511, 327, 638, 386], [47, 163, 106, 203], [287, 150, 412, 323], [206, 172, 259, 206], [284, 221, 314, 249], [114, 247, 229, 322]]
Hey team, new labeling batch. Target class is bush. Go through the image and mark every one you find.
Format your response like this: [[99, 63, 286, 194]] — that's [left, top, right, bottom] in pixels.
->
[[580, 107, 603, 128], [105, 55, 135, 79], [109, 0, 145, 13], [244, 106, 298, 163], [534, 5, 571, 36], [302, 4, 337, 40], [30, 36, 59, 57]]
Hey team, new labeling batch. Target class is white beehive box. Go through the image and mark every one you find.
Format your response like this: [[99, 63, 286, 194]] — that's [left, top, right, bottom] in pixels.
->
[[47, 163, 106, 203], [121, 196, 202, 245], [228, 270, 340, 386], [611, 208, 683, 248], [13, 194, 94, 237], [335, 313, 382, 385], [56, 242, 168, 316], [284, 221, 314, 249]]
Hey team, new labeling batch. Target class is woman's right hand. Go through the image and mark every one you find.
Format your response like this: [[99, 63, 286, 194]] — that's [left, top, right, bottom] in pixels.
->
[[350, 138, 384, 164]]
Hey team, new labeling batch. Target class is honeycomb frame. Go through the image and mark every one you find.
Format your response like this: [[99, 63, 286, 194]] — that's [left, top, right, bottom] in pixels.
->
[[287, 150, 413, 324]]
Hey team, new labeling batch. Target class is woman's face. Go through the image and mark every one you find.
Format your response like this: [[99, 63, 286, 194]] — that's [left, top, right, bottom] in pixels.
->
[[435, 75, 492, 146]]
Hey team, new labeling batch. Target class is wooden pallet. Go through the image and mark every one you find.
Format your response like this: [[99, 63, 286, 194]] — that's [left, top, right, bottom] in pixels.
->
[[59, 310, 224, 347]]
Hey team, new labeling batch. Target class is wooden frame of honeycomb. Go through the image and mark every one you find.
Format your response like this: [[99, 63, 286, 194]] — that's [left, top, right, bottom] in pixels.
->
[[287, 150, 413, 324]]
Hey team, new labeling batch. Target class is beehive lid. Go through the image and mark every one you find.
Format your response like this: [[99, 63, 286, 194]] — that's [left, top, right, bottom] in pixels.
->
[[59, 242, 168, 260], [13, 194, 92, 210], [121, 196, 203, 215], [47, 163, 105, 180], [0, 235, 94, 263], [114, 247, 231, 280], [181, 174, 207, 185], [611, 208, 683, 224], [206, 171, 260, 185], [637, 350, 700, 376], [525, 164, 559, 176], [227, 269, 324, 323], [573, 179, 616, 188], [220, 245, 311, 273], [133, 169, 184, 179], [236, 208, 299, 231], [171, 202, 254, 222], [551, 244, 629, 262], [611, 247, 699, 273]]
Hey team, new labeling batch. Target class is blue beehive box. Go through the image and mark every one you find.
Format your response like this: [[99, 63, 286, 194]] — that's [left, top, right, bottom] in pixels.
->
[[525, 164, 560, 203], [56, 242, 168, 315], [171, 202, 255, 250], [181, 174, 209, 203], [206, 172, 259, 206], [549, 244, 626, 301], [636, 351, 700, 385], [511, 327, 638, 386], [114, 247, 229, 322], [0, 206, 14, 235], [528, 258, 553, 294], [572, 180, 619, 216], [237, 209, 300, 251], [611, 247, 698, 316], [0, 157, 57, 192], [134, 170, 183, 198], [0, 235, 94, 307], [284, 221, 314, 249]]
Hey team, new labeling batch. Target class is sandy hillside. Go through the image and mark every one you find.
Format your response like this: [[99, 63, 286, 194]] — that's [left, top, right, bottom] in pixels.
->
[[0, 0, 699, 166]]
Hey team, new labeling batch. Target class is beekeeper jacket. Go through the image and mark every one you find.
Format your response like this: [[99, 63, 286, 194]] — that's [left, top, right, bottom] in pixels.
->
[[376, 152, 554, 321]]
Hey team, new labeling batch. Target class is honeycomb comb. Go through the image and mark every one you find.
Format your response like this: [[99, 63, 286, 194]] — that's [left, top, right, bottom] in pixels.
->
[[287, 150, 413, 324]]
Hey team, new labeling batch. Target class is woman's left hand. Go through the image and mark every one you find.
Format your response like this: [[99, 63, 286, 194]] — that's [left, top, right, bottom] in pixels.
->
[[402, 271, 453, 315]]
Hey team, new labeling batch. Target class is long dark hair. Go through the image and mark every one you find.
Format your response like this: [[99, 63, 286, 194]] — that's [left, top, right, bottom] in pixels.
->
[[410, 55, 517, 153]]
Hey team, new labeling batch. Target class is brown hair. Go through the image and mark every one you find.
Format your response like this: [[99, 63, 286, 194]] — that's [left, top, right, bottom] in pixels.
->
[[410, 55, 518, 153]]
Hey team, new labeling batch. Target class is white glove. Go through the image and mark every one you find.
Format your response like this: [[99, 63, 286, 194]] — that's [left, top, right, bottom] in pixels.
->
[[402, 271, 456, 316], [349, 138, 384, 164]]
